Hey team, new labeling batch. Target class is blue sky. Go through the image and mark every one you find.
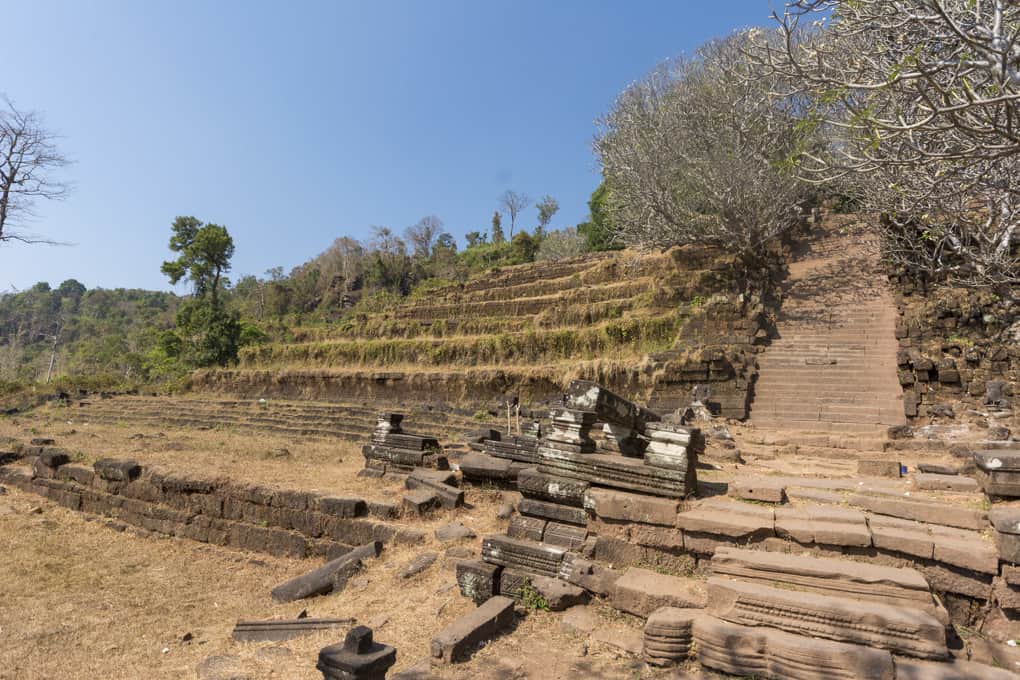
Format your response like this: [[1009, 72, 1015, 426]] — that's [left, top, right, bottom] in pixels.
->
[[1, 1, 775, 293]]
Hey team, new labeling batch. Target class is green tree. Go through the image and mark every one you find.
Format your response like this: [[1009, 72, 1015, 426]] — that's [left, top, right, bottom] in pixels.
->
[[464, 231, 486, 248], [160, 216, 235, 305], [159, 216, 243, 369], [491, 211, 505, 244], [576, 180, 621, 252]]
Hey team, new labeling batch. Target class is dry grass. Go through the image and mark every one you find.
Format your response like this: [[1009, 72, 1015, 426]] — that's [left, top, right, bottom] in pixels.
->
[[0, 410, 679, 680]]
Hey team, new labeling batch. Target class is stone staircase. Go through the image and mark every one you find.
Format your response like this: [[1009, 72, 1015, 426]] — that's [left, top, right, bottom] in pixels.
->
[[750, 218, 906, 434]]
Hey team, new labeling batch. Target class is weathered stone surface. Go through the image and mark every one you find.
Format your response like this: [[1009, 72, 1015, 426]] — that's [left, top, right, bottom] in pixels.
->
[[231, 617, 352, 642], [537, 447, 695, 498], [517, 498, 586, 526], [318, 626, 396, 679], [506, 515, 546, 542], [405, 469, 463, 509], [434, 522, 475, 544], [271, 541, 381, 602], [774, 518, 872, 548], [318, 496, 367, 519], [712, 547, 944, 621], [558, 554, 620, 596], [676, 506, 774, 539], [93, 458, 141, 482], [430, 596, 515, 664], [542, 521, 587, 551], [729, 476, 785, 503], [611, 567, 707, 617], [918, 464, 959, 475], [400, 552, 438, 578], [706, 577, 947, 659], [990, 506, 1020, 562], [643, 607, 700, 666], [564, 379, 660, 430], [525, 574, 588, 611], [516, 467, 588, 506], [914, 473, 980, 492], [933, 534, 999, 574], [857, 459, 902, 478], [455, 560, 500, 605], [484, 436, 540, 465], [583, 487, 678, 526], [694, 616, 895, 680], [458, 452, 515, 482], [849, 492, 987, 531], [402, 489, 440, 516], [481, 535, 566, 576]]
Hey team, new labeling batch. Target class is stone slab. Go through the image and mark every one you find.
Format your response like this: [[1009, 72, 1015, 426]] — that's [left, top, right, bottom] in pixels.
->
[[611, 567, 707, 617], [858, 459, 902, 478], [913, 473, 980, 492], [583, 487, 678, 526], [517, 498, 586, 526], [231, 617, 353, 642], [706, 576, 947, 659], [729, 476, 785, 503], [694, 615, 895, 680], [849, 492, 988, 531], [481, 535, 565, 577], [455, 560, 501, 605], [516, 467, 588, 507], [430, 595, 515, 664]]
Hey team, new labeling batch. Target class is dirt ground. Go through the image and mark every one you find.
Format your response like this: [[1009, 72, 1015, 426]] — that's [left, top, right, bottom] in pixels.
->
[[0, 410, 701, 680]]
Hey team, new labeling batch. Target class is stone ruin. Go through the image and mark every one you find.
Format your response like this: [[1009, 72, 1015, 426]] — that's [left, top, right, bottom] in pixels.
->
[[9, 384, 1020, 678]]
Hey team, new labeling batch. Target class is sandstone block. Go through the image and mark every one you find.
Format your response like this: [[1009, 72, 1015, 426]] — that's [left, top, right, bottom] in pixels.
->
[[914, 473, 980, 492], [455, 560, 500, 605], [611, 567, 707, 617], [481, 535, 565, 577], [430, 596, 515, 664], [857, 459, 901, 477], [506, 515, 546, 542], [729, 476, 785, 503], [93, 458, 141, 482], [517, 498, 586, 526], [693, 615, 895, 680], [516, 467, 588, 506], [583, 487, 678, 526], [707, 576, 947, 659]]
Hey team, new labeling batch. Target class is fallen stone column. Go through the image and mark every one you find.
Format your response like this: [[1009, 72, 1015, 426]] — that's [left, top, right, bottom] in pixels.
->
[[232, 617, 353, 642], [430, 595, 515, 664], [271, 541, 381, 603]]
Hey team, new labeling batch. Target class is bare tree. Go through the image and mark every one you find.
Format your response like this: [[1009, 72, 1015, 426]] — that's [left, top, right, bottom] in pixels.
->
[[498, 190, 530, 238], [748, 1, 1020, 176], [595, 33, 814, 267], [0, 96, 70, 244], [745, 3, 1020, 284], [404, 215, 444, 258], [535, 195, 559, 234]]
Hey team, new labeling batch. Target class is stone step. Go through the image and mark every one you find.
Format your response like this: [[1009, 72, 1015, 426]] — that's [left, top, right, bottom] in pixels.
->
[[748, 419, 896, 433]]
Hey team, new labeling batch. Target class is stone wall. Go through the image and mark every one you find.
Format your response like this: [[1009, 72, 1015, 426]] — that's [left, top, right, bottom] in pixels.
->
[[891, 277, 1019, 428], [0, 454, 424, 559]]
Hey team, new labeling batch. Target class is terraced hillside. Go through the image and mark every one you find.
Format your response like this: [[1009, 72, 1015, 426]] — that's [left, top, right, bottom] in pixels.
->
[[69, 395, 496, 443], [195, 246, 763, 418]]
